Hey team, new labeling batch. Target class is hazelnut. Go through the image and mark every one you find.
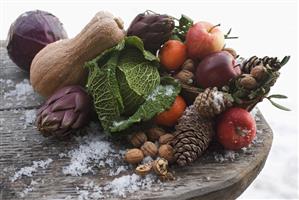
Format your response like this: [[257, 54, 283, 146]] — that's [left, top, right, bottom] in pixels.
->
[[174, 69, 194, 85], [158, 144, 174, 162], [159, 133, 174, 145], [181, 59, 195, 72], [129, 131, 147, 147], [250, 65, 266, 81], [141, 141, 158, 157], [239, 74, 258, 89], [147, 127, 166, 142], [135, 162, 152, 176], [223, 47, 237, 58], [124, 148, 144, 164]]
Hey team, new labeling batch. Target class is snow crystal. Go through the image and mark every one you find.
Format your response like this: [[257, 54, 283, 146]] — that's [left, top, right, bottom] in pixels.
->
[[0, 79, 14, 87], [250, 107, 261, 121], [62, 139, 114, 176], [62, 123, 125, 176], [24, 109, 36, 125], [146, 85, 175, 101], [212, 91, 224, 110], [4, 79, 34, 100], [76, 174, 160, 199], [214, 150, 239, 163], [109, 165, 128, 176], [10, 158, 53, 182], [19, 179, 38, 198], [142, 156, 154, 164], [164, 85, 175, 96], [106, 174, 158, 197]]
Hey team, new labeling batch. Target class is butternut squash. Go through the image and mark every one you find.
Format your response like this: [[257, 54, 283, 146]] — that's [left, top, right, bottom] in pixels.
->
[[30, 11, 125, 97]]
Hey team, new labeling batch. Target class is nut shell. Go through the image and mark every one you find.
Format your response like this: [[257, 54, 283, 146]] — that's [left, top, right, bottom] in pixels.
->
[[147, 127, 166, 142], [141, 141, 158, 157], [250, 65, 266, 81], [129, 131, 147, 147], [124, 148, 144, 164], [159, 133, 174, 145], [239, 74, 258, 89], [158, 144, 174, 162], [152, 158, 168, 176], [174, 69, 194, 85], [223, 47, 237, 58], [181, 59, 195, 72], [135, 162, 153, 176]]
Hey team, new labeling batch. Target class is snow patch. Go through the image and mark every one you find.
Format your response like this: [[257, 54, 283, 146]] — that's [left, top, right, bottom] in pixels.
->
[[4, 79, 34, 101], [10, 158, 53, 182]]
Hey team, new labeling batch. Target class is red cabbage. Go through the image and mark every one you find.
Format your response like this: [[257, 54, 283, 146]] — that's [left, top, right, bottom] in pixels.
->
[[6, 10, 68, 72]]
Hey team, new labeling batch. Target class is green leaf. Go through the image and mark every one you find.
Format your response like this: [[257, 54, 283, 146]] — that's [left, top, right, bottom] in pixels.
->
[[86, 53, 124, 130], [267, 98, 291, 111], [171, 14, 194, 42], [124, 36, 159, 61], [280, 56, 290, 67], [267, 94, 288, 99], [86, 36, 161, 132], [110, 77, 181, 133]]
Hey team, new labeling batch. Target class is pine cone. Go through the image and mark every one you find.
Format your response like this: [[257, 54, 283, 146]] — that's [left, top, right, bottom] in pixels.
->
[[230, 55, 290, 111], [241, 55, 290, 74], [194, 87, 233, 118], [171, 105, 214, 166]]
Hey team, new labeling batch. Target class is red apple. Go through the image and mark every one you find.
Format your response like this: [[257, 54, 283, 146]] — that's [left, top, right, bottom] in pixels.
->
[[186, 21, 225, 60], [196, 51, 241, 88], [217, 107, 256, 150]]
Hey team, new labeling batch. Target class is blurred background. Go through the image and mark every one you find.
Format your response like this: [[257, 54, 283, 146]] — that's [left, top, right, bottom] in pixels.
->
[[1, 0, 298, 199]]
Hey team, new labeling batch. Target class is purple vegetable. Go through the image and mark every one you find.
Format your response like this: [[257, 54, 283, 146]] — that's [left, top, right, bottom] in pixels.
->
[[7, 10, 68, 72], [36, 86, 93, 138]]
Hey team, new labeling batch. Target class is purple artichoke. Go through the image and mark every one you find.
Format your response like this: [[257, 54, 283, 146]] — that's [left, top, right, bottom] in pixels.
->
[[127, 12, 174, 54], [36, 86, 93, 138]]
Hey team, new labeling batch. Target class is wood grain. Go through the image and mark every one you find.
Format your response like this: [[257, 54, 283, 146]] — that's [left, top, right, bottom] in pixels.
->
[[0, 41, 273, 200]]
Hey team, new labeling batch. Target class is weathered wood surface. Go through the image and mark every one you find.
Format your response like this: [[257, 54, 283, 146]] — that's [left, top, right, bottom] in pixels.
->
[[0, 41, 273, 200]]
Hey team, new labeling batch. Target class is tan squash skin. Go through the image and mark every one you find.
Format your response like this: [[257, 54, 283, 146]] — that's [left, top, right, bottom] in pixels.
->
[[30, 11, 125, 97]]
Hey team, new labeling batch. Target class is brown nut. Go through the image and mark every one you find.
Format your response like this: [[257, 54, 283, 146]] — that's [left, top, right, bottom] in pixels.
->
[[141, 141, 158, 157], [250, 65, 266, 81], [124, 148, 144, 164], [147, 127, 166, 142], [135, 162, 153, 176], [181, 59, 195, 72], [239, 74, 258, 89], [129, 131, 147, 147], [158, 144, 174, 162], [159, 133, 174, 145], [159, 172, 176, 182], [223, 47, 237, 58], [174, 69, 194, 85], [152, 158, 168, 176]]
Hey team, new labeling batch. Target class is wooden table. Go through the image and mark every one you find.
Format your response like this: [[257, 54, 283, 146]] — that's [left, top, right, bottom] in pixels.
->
[[0, 41, 273, 200]]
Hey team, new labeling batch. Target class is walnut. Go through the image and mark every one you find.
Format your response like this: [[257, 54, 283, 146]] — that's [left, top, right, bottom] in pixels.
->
[[124, 148, 144, 164], [174, 69, 194, 85], [141, 141, 158, 157], [239, 74, 258, 89], [223, 47, 237, 58], [158, 144, 174, 162], [152, 158, 168, 176], [250, 65, 266, 81], [135, 162, 153, 176], [181, 59, 195, 72], [147, 127, 166, 142], [159, 133, 174, 145], [129, 131, 147, 147]]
